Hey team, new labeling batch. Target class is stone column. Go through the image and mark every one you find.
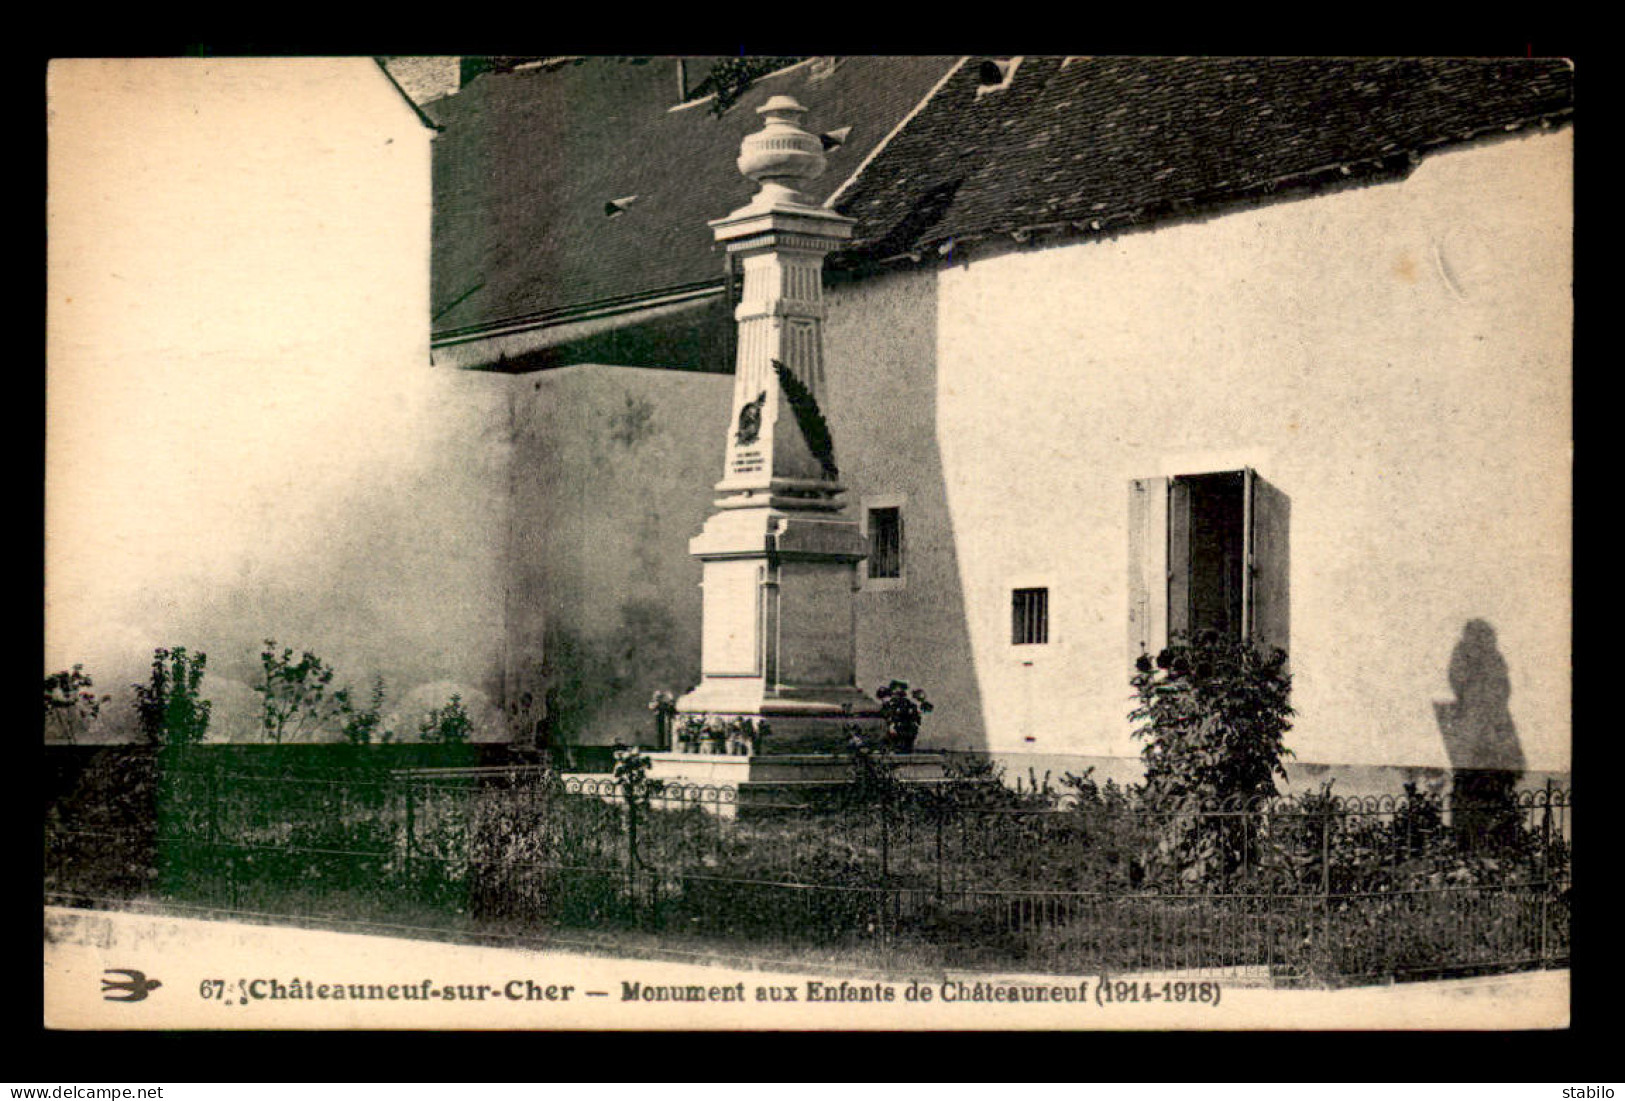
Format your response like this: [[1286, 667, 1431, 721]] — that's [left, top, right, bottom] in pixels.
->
[[674, 96, 882, 754]]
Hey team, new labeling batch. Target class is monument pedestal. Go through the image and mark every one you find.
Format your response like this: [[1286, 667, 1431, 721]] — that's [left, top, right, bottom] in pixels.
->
[[676, 505, 883, 754], [645, 750, 948, 818]]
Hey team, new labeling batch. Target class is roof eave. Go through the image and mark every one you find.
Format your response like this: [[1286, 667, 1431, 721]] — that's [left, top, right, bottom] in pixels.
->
[[372, 57, 447, 133], [430, 281, 727, 371]]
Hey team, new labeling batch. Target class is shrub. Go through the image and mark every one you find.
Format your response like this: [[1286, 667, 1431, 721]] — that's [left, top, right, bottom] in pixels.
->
[[932, 752, 1077, 812], [256, 640, 345, 744], [611, 743, 664, 807], [419, 694, 474, 745], [1060, 766, 1140, 816], [44, 746, 163, 901], [1131, 631, 1293, 805], [334, 676, 392, 746], [876, 679, 933, 753], [134, 647, 212, 746], [1130, 631, 1293, 881], [841, 714, 902, 805]]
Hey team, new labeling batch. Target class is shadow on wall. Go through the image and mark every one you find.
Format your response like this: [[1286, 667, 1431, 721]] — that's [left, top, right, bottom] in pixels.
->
[[505, 365, 734, 753], [1434, 618, 1526, 803], [838, 266, 989, 755], [539, 600, 689, 751]]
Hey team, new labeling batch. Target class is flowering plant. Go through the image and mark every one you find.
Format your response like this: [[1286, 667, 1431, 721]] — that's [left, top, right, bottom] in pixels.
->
[[725, 717, 769, 756], [876, 680, 933, 753], [676, 714, 706, 751]]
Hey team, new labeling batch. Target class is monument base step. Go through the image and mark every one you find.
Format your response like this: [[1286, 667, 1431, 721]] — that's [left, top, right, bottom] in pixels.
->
[[643, 751, 948, 817], [645, 750, 945, 785]]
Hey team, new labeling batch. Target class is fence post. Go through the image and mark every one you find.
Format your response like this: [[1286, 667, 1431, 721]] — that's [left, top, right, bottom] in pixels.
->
[[205, 767, 219, 909], [1540, 778, 1553, 880], [1320, 804, 1333, 974], [404, 781, 416, 884], [878, 798, 892, 948], [224, 766, 238, 911], [880, 799, 890, 881], [934, 809, 944, 905], [1320, 808, 1332, 895], [625, 790, 640, 906], [1538, 778, 1552, 965], [207, 766, 218, 848]]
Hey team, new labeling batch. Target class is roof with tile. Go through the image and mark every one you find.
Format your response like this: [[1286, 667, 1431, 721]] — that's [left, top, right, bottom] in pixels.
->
[[430, 56, 1572, 341], [830, 56, 1573, 266], [429, 56, 960, 340]]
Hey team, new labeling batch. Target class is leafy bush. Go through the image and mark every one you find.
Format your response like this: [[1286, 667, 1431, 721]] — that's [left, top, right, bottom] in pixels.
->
[[44, 746, 162, 900], [1060, 766, 1140, 816], [1132, 631, 1293, 803], [334, 676, 392, 746], [134, 647, 212, 746], [419, 695, 474, 745], [43, 737, 1567, 984], [840, 715, 903, 805], [256, 640, 344, 744], [932, 752, 1080, 812], [876, 680, 933, 753], [1131, 631, 1292, 881], [611, 744, 664, 807]]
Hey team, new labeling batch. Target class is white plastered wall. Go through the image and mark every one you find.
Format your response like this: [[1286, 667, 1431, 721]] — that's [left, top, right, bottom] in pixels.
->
[[830, 127, 1571, 774]]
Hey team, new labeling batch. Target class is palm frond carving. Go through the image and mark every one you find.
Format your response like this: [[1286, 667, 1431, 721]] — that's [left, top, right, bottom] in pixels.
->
[[772, 359, 839, 481]]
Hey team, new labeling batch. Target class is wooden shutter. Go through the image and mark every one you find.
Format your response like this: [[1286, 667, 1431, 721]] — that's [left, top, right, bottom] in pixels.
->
[[1166, 477, 1192, 641], [1127, 477, 1169, 667], [1247, 469, 1291, 656]]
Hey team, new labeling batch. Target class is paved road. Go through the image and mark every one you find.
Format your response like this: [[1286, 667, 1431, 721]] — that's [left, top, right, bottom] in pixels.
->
[[44, 906, 1567, 1030]]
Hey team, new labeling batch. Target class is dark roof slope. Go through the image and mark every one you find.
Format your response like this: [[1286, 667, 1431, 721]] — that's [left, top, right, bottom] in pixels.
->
[[431, 57, 959, 339], [832, 56, 1572, 265], [431, 56, 1572, 340]]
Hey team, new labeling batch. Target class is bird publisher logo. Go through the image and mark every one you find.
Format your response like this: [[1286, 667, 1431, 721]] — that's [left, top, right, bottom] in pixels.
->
[[101, 969, 162, 1002]]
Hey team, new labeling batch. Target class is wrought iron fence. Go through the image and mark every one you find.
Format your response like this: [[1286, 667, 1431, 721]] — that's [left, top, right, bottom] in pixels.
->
[[41, 753, 1569, 986]]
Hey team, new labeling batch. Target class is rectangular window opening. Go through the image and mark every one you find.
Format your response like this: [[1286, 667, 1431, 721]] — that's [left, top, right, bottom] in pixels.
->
[[1012, 587, 1049, 645], [867, 507, 903, 580], [1175, 471, 1247, 643]]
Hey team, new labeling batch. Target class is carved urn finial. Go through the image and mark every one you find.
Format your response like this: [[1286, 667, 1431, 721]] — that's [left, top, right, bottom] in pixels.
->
[[737, 95, 826, 208]]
